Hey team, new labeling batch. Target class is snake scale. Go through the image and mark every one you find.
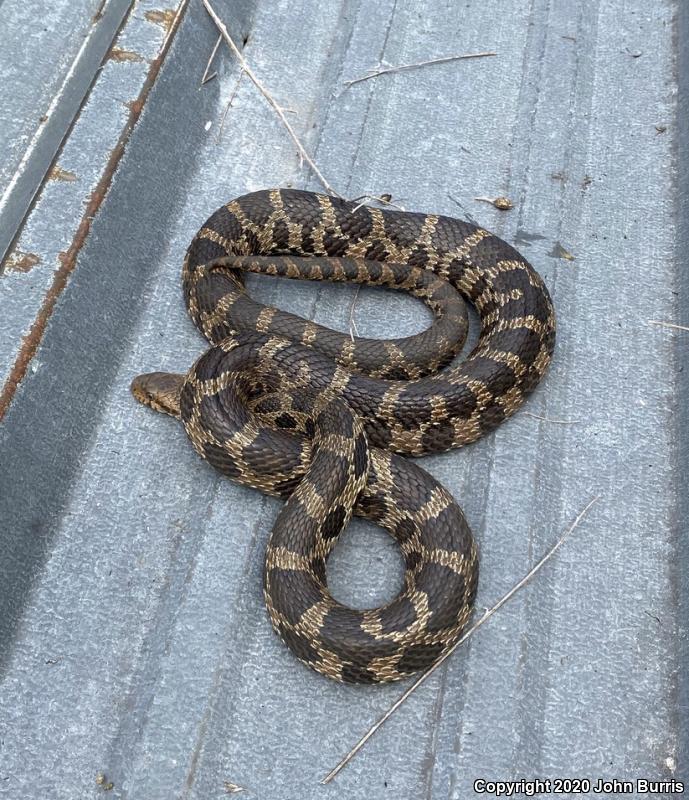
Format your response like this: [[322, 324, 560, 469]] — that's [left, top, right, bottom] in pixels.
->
[[131, 188, 556, 683]]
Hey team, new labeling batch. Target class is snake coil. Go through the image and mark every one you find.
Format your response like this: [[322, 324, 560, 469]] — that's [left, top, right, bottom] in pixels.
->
[[131, 189, 555, 683]]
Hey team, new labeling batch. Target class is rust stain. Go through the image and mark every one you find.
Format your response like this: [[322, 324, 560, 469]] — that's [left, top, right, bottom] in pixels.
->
[[3, 251, 41, 274], [92, 0, 107, 23], [0, 0, 190, 421], [108, 46, 145, 63], [145, 9, 177, 32], [48, 165, 78, 182], [124, 97, 145, 115]]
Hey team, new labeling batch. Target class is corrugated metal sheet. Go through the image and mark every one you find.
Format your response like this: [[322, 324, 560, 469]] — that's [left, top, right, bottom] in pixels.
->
[[0, 1, 685, 798]]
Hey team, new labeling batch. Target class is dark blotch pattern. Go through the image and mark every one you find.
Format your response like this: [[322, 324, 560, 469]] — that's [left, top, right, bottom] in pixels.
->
[[396, 641, 446, 674], [318, 606, 399, 662], [267, 567, 322, 626], [421, 419, 456, 453], [279, 625, 320, 666], [274, 412, 298, 429], [463, 357, 517, 395], [320, 504, 347, 540], [353, 433, 368, 478], [415, 562, 468, 633], [378, 597, 417, 634], [341, 663, 379, 684], [202, 441, 241, 480]]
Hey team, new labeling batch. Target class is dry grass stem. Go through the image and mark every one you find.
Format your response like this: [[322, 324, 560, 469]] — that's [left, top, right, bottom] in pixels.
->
[[202, 0, 340, 197], [648, 320, 689, 332], [216, 69, 245, 143], [345, 52, 497, 87], [522, 411, 579, 425], [321, 496, 601, 784], [348, 284, 361, 341], [350, 193, 406, 213], [201, 34, 222, 84]]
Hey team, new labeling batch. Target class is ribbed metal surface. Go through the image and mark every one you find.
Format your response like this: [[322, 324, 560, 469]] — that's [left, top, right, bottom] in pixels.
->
[[0, 0, 133, 262], [0, 1, 685, 798]]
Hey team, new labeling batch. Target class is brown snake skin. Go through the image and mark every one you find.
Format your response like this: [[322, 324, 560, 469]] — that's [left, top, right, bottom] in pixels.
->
[[131, 188, 556, 683]]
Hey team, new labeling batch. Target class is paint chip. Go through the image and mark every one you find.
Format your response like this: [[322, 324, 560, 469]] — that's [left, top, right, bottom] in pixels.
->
[[48, 165, 78, 182], [145, 9, 177, 32], [3, 251, 41, 274], [108, 46, 145, 63]]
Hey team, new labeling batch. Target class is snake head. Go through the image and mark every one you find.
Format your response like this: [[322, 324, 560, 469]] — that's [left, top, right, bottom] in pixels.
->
[[130, 371, 185, 418]]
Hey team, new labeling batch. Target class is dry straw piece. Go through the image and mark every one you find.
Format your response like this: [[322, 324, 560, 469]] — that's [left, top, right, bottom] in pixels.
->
[[202, 0, 341, 197], [321, 496, 601, 784], [344, 52, 497, 87]]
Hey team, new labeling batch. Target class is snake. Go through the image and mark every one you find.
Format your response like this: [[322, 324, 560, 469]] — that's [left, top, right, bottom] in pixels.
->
[[131, 188, 556, 683]]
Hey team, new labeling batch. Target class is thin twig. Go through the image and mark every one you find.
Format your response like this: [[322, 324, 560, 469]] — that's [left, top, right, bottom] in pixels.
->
[[521, 411, 579, 425], [216, 69, 245, 144], [346, 189, 406, 336], [344, 51, 497, 87], [201, 34, 222, 85], [348, 284, 361, 340], [321, 496, 601, 784], [202, 0, 341, 197], [346, 188, 403, 336], [648, 320, 689, 332], [349, 193, 406, 213]]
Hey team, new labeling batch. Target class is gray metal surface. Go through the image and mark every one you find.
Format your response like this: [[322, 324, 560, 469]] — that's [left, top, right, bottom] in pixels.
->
[[0, 0, 133, 263], [0, 1, 685, 798]]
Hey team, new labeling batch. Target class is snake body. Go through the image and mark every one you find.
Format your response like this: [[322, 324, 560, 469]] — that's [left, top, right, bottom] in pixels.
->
[[131, 189, 556, 683]]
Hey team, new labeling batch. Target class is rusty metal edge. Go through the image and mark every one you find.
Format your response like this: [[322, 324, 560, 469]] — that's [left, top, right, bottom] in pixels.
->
[[0, 0, 134, 265], [0, 0, 192, 422]]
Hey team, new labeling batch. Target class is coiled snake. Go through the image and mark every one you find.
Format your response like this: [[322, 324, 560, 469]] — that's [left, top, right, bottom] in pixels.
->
[[131, 188, 556, 683]]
